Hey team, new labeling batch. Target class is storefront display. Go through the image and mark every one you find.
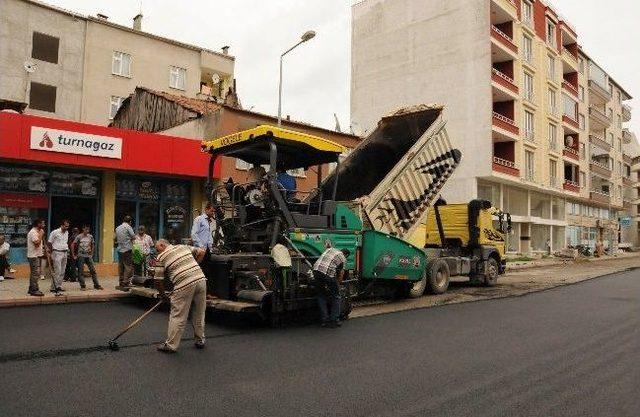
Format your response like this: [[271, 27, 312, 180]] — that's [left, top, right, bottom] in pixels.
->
[[116, 176, 191, 243]]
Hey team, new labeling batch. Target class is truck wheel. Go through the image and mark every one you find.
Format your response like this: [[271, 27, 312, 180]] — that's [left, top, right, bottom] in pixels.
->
[[406, 274, 428, 298], [427, 259, 450, 294], [484, 258, 499, 287]]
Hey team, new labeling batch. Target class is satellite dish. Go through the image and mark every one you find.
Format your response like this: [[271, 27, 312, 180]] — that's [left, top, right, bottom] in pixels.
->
[[24, 61, 37, 73], [211, 73, 221, 85]]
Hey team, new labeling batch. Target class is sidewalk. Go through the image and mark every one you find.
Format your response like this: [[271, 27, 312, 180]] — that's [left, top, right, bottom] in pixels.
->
[[0, 275, 129, 307]]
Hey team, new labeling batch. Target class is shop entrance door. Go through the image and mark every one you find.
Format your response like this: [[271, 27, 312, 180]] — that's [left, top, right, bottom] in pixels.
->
[[50, 196, 98, 248]]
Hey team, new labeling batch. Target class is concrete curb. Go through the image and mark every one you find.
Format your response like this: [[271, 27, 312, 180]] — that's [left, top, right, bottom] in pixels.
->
[[0, 292, 131, 308]]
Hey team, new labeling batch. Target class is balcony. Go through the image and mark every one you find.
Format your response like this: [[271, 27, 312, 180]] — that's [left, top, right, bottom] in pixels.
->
[[590, 189, 611, 204], [492, 156, 520, 177], [491, 68, 519, 98], [588, 80, 612, 104], [623, 176, 635, 187], [491, 0, 518, 20], [562, 80, 579, 99], [590, 160, 612, 179], [562, 114, 580, 131], [589, 134, 612, 151], [563, 179, 580, 193], [491, 25, 518, 58], [623, 153, 633, 165], [563, 146, 579, 161], [622, 128, 634, 144], [492, 111, 519, 138], [622, 104, 632, 122], [589, 106, 612, 130], [561, 48, 579, 73]]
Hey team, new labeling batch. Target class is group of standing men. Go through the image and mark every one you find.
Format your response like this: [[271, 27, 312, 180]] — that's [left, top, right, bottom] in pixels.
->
[[26, 218, 102, 297]]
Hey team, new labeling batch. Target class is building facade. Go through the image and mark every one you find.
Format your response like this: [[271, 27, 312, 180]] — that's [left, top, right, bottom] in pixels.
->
[[0, 0, 235, 125], [351, 0, 638, 254]]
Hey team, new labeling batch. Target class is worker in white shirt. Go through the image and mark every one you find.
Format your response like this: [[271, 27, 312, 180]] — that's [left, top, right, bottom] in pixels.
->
[[48, 219, 70, 293]]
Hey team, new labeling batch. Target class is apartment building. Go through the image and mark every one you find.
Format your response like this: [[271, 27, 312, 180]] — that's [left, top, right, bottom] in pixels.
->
[[0, 0, 235, 125], [351, 0, 638, 254]]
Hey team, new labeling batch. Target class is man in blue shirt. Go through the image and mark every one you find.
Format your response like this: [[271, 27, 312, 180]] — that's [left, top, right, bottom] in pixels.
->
[[276, 170, 297, 201], [191, 203, 223, 250]]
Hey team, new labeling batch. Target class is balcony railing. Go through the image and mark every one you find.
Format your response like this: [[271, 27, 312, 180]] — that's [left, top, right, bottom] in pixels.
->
[[562, 80, 579, 98], [588, 80, 612, 103], [590, 189, 611, 204], [563, 146, 579, 161], [491, 25, 518, 54], [548, 138, 558, 151], [589, 106, 612, 128], [522, 16, 533, 29], [562, 114, 580, 130], [590, 161, 612, 179], [524, 90, 535, 104], [563, 179, 580, 193], [492, 111, 519, 135], [549, 105, 559, 118], [623, 128, 634, 144], [492, 156, 520, 177], [589, 134, 612, 150], [622, 104, 632, 122], [491, 68, 518, 94]]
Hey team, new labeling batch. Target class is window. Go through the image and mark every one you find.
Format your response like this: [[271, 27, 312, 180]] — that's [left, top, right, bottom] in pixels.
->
[[525, 150, 535, 180], [579, 142, 586, 160], [109, 96, 125, 119], [578, 113, 585, 130], [524, 72, 534, 101], [112, 51, 132, 77], [235, 159, 251, 170], [578, 58, 585, 73], [580, 171, 586, 187], [522, 0, 533, 26], [549, 159, 557, 186], [579, 86, 585, 102], [524, 110, 535, 141], [32, 32, 59, 64], [617, 91, 622, 104], [546, 19, 556, 46], [548, 88, 557, 114], [617, 161, 622, 176], [547, 55, 556, 79], [563, 95, 578, 120], [548, 123, 557, 150], [169, 66, 187, 90], [522, 35, 533, 64], [617, 115, 622, 128], [29, 82, 56, 112]]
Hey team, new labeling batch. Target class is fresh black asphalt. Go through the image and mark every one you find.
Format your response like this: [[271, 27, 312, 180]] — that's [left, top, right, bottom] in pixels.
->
[[1, 269, 639, 417]]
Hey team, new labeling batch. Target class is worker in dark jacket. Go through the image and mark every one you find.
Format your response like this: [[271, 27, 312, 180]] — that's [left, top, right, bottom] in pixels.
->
[[313, 242, 350, 328]]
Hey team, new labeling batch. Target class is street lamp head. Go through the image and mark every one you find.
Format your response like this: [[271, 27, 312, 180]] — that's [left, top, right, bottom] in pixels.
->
[[301, 30, 316, 42]]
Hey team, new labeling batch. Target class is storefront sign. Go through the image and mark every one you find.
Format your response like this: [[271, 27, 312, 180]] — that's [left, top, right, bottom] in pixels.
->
[[30, 126, 122, 159], [620, 217, 632, 228], [0, 193, 49, 208]]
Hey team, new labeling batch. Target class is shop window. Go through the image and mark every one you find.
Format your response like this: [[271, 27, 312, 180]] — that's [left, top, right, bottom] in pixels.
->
[[531, 225, 550, 252], [504, 186, 527, 216], [115, 177, 191, 244], [506, 223, 520, 253], [530, 192, 550, 219], [553, 226, 565, 251], [477, 182, 501, 207], [29, 82, 56, 112], [32, 32, 59, 64], [551, 198, 565, 221]]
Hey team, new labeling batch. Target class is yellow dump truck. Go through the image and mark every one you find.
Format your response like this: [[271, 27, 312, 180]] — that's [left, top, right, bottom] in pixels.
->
[[404, 199, 510, 295]]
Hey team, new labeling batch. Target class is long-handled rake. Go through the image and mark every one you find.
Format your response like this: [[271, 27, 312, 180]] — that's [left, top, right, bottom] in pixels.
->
[[107, 299, 165, 351]]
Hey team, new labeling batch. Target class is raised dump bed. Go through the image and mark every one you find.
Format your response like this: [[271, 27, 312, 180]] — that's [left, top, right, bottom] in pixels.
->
[[319, 104, 461, 240]]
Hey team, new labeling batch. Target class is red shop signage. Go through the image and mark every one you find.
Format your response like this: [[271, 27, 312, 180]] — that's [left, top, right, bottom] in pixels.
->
[[0, 193, 49, 208]]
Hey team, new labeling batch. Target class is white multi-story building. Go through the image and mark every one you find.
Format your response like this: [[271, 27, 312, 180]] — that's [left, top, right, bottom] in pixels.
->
[[351, 0, 638, 253]]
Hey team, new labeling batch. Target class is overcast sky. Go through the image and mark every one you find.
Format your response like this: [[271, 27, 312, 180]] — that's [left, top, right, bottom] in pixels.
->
[[45, 0, 639, 136]]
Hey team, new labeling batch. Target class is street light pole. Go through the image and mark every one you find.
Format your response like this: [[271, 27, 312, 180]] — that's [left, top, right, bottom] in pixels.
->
[[277, 30, 316, 126]]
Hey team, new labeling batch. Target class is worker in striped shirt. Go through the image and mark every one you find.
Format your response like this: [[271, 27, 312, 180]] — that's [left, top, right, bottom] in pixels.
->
[[153, 239, 207, 353]]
